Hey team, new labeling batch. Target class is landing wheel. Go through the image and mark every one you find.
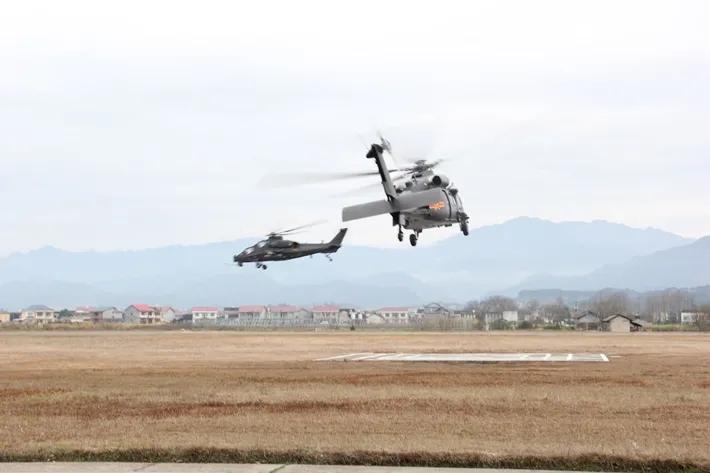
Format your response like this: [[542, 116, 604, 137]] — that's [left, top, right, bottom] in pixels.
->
[[237, 262, 243, 267], [409, 233, 418, 247], [397, 228, 404, 242], [262, 264, 268, 270], [461, 221, 469, 236]]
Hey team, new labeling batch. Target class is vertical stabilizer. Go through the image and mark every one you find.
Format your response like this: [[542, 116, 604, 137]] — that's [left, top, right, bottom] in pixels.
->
[[328, 228, 348, 250]]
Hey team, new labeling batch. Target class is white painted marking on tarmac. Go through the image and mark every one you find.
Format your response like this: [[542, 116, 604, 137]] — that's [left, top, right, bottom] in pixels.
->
[[317, 353, 609, 363], [316, 352, 372, 361]]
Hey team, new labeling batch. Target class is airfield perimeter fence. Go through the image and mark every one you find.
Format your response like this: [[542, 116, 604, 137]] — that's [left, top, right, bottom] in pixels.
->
[[187, 316, 486, 331]]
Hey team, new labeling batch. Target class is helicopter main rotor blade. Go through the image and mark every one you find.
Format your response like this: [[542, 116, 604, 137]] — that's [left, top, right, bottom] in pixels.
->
[[333, 173, 409, 197], [270, 219, 328, 236], [261, 169, 405, 188]]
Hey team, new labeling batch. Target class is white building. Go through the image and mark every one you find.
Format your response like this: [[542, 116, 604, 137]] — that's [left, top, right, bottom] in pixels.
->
[[20, 305, 57, 323], [0, 311, 11, 323], [191, 306, 222, 324], [365, 312, 386, 324], [376, 307, 415, 325], [681, 312, 700, 325], [502, 310, 519, 323]]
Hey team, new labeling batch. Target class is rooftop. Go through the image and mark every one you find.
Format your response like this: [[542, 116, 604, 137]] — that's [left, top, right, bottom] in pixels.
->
[[311, 305, 340, 312], [129, 304, 155, 312], [238, 305, 266, 313]]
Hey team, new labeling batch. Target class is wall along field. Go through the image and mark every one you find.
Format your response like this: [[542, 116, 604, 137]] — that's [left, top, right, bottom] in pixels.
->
[[1, 331, 709, 470]]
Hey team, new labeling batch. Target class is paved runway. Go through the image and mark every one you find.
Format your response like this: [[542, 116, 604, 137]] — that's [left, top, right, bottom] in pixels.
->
[[316, 352, 609, 362], [0, 464, 610, 473]]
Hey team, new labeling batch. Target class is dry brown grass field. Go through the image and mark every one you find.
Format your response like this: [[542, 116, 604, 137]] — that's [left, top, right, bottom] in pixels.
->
[[1, 330, 709, 471]]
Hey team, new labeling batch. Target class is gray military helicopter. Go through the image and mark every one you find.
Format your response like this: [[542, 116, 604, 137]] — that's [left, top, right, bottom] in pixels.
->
[[233, 223, 347, 269], [341, 137, 469, 246]]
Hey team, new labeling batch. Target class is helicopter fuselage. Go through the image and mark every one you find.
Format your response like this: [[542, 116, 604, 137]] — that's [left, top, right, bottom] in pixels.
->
[[393, 174, 466, 232]]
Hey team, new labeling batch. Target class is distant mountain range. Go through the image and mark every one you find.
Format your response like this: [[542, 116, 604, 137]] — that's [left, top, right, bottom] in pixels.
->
[[0, 217, 703, 310], [509, 236, 710, 293]]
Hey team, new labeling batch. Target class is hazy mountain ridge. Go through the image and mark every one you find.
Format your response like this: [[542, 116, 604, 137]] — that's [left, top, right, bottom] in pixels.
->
[[512, 236, 710, 293], [0, 217, 697, 309]]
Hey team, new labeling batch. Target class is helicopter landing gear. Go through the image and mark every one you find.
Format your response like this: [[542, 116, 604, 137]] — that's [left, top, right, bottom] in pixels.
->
[[325, 254, 333, 262], [397, 227, 404, 242], [256, 263, 267, 270], [461, 221, 469, 236], [237, 262, 243, 267], [409, 232, 419, 247]]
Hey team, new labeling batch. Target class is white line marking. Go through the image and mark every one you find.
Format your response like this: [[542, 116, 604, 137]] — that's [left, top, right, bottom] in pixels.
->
[[351, 353, 395, 360], [317, 352, 611, 363], [316, 352, 371, 361]]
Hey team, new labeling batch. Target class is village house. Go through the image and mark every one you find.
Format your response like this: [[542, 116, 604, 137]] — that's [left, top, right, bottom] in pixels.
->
[[97, 307, 124, 322], [602, 314, 645, 333], [158, 306, 176, 323], [575, 310, 601, 330], [124, 304, 161, 324], [365, 311, 386, 325], [0, 310, 11, 323], [268, 305, 310, 324], [376, 307, 415, 325], [69, 306, 96, 323], [70, 306, 124, 323], [311, 305, 341, 324], [191, 306, 222, 324], [222, 307, 240, 321], [418, 302, 453, 321], [680, 312, 701, 325], [20, 305, 57, 323], [236, 305, 267, 323]]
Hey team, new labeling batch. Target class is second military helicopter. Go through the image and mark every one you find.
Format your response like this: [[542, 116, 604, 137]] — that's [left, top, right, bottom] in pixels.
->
[[233, 223, 347, 270]]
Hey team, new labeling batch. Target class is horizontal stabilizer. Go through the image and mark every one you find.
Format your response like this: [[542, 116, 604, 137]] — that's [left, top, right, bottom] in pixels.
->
[[342, 200, 393, 222], [342, 189, 444, 222]]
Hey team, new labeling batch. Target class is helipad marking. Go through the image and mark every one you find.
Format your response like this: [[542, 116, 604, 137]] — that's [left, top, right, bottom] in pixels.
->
[[317, 353, 609, 363], [316, 352, 372, 361]]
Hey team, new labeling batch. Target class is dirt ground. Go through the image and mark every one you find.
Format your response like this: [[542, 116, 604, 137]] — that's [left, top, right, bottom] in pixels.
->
[[1, 331, 709, 470]]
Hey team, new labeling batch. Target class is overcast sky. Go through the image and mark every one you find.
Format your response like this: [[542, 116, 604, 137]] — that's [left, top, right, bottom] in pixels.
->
[[1, 0, 709, 254]]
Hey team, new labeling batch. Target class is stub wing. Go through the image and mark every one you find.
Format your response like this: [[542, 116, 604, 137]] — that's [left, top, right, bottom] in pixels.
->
[[342, 189, 443, 222]]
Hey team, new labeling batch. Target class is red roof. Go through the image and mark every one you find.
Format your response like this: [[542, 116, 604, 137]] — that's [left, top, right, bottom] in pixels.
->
[[191, 306, 219, 312], [269, 305, 303, 313], [312, 305, 340, 313], [130, 304, 154, 312], [239, 305, 266, 313]]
